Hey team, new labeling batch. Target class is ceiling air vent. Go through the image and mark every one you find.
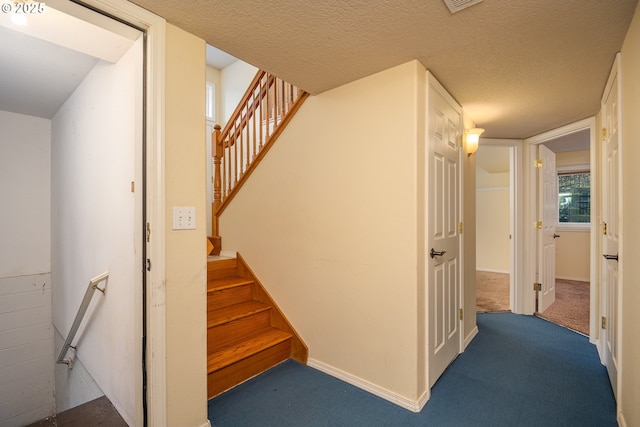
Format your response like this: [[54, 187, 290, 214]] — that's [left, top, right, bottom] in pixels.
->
[[443, 0, 483, 14]]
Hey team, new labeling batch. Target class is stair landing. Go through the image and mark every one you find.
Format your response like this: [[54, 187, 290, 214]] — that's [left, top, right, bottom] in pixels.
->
[[26, 396, 127, 427]]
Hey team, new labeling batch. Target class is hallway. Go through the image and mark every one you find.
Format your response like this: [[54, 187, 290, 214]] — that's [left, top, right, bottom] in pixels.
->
[[209, 313, 615, 426]]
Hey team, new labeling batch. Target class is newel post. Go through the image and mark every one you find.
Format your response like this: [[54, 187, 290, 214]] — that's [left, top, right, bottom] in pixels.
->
[[211, 124, 223, 255]]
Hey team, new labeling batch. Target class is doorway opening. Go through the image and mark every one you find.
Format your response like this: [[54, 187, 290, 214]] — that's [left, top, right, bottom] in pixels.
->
[[535, 135, 591, 335], [0, 3, 147, 425], [476, 145, 512, 313], [524, 119, 596, 340]]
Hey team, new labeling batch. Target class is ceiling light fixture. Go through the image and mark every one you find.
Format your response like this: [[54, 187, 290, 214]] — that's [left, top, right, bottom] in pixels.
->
[[11, 13, 28, 26], [465, 128, 484, 156]]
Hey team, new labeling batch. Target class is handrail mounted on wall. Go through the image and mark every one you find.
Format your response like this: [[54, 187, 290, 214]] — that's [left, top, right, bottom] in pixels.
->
[[56, 271, 109, 367]]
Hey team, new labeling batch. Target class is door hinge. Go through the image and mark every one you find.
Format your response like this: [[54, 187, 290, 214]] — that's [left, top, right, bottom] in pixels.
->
[[146, 258, 152, 272], [535, 159, 542, 168], [601, 316, 607, 329], [602, 221, 608, 235], [131, 181, 135, 193], [459, 308, 464, 321], [602, 128, 607, 142], [535, 221, 542, 229], [533, 282, 542, 291], [146, 222, 151, 242], [458, 222, 463, 234]]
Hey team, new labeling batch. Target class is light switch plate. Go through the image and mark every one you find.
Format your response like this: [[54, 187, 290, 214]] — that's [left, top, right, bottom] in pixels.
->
[[172, 207, 196, 230]]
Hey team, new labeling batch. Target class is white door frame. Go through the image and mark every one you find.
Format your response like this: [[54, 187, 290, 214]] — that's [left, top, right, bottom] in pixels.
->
[[524, 117, 597, 341], [55, 1, 168, 425]]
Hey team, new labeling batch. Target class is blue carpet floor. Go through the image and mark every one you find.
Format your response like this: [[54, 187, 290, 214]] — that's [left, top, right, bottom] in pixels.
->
[[208, 313, 617, 426]]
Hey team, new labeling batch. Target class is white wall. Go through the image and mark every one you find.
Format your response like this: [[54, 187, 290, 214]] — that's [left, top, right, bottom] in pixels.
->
[[476, 162, 510, 273], [205, 65, 221, 236], [51, 37, 143, 425], [0, 111, 55, 427], [620, 5, 640, 425], [220, 60, 258, 123], [0, 111, 51, 277], [221, 61, 425, 404]]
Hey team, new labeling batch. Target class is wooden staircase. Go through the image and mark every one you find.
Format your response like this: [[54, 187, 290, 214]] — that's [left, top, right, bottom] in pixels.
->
[[207, 254, 307, 398]]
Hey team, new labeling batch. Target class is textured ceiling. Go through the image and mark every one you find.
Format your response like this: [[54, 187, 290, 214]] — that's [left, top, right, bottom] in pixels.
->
[[130, 0, 637, 139]]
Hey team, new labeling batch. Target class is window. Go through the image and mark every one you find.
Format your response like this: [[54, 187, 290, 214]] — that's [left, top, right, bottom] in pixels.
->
[[558, 170, 590, 224], [206, 82, 216, 121]]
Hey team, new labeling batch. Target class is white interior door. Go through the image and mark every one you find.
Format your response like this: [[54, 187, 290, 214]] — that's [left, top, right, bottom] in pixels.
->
[[537, 144, 557, 312], [601, 61, 620, 396], [428, 78, 461, 387]]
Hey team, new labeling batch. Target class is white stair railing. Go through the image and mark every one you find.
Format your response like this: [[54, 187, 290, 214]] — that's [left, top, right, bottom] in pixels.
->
[[56, 271, 109, 367]]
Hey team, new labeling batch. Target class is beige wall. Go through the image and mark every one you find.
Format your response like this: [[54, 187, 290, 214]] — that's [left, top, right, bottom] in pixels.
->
[[206, 65, 221, 124], [475, 147, 510, 273], [164, 24, 208, 427], [476, 187, 510, 273], [462, 115, 478, 342], [477, 167, 509, 188], [555, 230, 590, 281], [556, 149, 589, 167], [620, 5, 640, 425], [220, 60, 259, 122], [555, 150, 591, 282], [221, 61, 425, 403]]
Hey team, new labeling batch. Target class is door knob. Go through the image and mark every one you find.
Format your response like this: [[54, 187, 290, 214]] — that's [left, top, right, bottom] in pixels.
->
[[603, 253, 618, 261], [553, 233, 560, 239], [430, 248, 446, 259]]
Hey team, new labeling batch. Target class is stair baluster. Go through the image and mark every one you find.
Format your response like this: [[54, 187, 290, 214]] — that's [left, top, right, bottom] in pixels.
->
[[209, 70, 309, 255]]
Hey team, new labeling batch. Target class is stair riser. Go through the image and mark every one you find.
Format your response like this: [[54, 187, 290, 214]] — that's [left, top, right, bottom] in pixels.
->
[[207, 339, 291, 399], [207, 258, 238, 281], [208, 310, 272, 352], [208, 284, 253, 310], [208, 267, 239, 281]]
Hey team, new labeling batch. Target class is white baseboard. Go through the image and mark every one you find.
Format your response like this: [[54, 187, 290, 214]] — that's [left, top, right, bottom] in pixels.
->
[[476, 268, 510, 274], [618, 411, 627, 427], [464, 325, 479, 350], [200, 421, 212, 427], [556, 275, 589, 282], [307, 358, 427, 413]]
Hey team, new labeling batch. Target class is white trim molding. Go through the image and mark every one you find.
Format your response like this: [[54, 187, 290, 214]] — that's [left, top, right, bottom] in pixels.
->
[[463, 325, 479, 350], [307, 359, 429, 413]]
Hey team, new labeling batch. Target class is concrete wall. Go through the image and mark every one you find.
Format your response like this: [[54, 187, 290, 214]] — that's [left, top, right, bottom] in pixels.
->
[[51, 37, 143, 425], [0, 111, 54, 426]]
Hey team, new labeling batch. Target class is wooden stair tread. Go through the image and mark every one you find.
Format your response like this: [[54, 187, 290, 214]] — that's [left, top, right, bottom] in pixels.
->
[[208, 328, 292, 373], [208, 301, 271, 328], [208, 276, 253, 292]]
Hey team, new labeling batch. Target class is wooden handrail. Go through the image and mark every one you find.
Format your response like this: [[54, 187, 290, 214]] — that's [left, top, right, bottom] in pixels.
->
[[210, 71, 308, 255]]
